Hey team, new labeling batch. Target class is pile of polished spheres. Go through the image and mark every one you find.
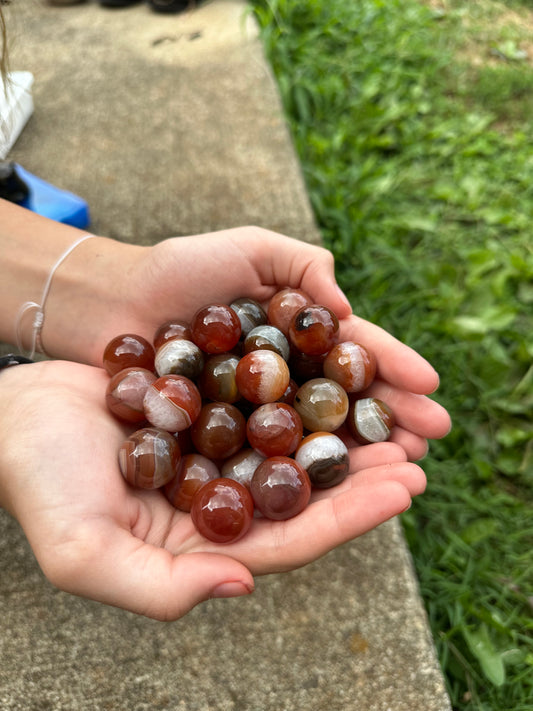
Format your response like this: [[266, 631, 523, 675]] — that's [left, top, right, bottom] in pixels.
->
[[103, 288, 395, 544]]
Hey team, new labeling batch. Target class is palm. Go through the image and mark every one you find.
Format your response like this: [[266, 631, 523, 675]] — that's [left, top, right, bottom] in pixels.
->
[[2, 359, 427, 620]]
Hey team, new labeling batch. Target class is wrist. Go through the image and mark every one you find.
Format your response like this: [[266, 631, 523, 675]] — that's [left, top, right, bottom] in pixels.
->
[[0, 201, 150, 366], [40, 236, 147, 366]]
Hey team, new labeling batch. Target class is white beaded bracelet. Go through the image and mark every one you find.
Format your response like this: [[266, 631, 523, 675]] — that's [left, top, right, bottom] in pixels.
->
[[16, 233, 96, 359]]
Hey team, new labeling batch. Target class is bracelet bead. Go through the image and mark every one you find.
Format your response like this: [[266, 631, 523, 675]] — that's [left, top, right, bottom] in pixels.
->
[[0, 353, 34, 370]]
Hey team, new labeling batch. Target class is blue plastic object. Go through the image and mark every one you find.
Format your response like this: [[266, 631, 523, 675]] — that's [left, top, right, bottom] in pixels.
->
[[16, 164, 91, 229]]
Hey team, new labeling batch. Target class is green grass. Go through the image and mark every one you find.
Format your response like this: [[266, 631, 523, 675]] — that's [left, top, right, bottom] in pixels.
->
[[251, 1, 533, 709]]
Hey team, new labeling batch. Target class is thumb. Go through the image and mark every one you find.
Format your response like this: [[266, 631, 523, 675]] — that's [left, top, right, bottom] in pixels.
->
[[244, 228, 353, 319]]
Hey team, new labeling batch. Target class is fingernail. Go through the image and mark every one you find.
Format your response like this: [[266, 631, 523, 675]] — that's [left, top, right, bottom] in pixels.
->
[[210, 581, 254, 599], [335, 284, 352, 313]]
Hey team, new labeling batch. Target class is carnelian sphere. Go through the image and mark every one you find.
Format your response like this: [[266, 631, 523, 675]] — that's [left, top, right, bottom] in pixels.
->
[[164, 453, 220, 512], [347, 397, 395, 444], [244, 325, 290, 361], [143, 374, 202, 432], [190, 303, 241, 354], [235, 349, 290, 404], [221, 448, 266, 490], [295, 432, 350, 489], [230, 297, 267, 338], [288, 350, 327, 383], [277, 377, 299, 405], [246, 402, 303, 457], [190, 402, 246, 460], [293, 377, 349, 432], [119, 427, 180, 489], [191, 479, 254, 543], [154, 338, 204, 380], [103, 333, 155, 376], [173, 427, 194, 455], [198, 353, 241, 403], [153, 320, 192, 350], [105, 366, 156, 423], [267, 287, 312, 337], [323, 341, 376, 393], [250, 456, 311, 520], [288, 304, 339, 356]]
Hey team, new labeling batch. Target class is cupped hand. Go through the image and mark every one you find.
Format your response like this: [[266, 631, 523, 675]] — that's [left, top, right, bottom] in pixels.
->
[[127, 227, 451, 458], [123, 227, 354, 341], [46, 226, 449, 458], [0, 359, 427, 621]]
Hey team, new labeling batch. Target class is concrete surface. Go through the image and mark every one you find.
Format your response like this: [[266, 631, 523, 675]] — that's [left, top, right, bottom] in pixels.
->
[[0, 1, 452, 709], [4, 0, 320, 243]]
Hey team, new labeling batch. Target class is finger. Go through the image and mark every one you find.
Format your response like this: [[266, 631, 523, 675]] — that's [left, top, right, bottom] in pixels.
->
[[364, 380, 451, 441], [227, 478, 412, 575], [42, 522, 254, 621], [341, 416, 430, 463], [325, 429, 424, 473], [240, 228, 353, 319], [389, 427, 430, 462], [351, 460, 426, 496], [339, 314, 441, 394], [313, 460, 426, 502], [348, 440, 408, 471]]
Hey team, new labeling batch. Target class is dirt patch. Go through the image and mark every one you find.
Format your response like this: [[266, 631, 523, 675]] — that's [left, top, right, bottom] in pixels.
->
[[420, 0, 533, 67]]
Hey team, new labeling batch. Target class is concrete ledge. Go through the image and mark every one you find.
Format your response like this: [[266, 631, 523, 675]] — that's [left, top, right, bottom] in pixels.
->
[[0, 511, 448, 711], [4, 0, 320, 243], [0, 1, 451, 709]]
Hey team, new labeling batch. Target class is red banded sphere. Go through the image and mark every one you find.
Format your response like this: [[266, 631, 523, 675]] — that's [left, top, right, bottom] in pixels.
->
[[277, 377, 299, 406], [154, 338, 204, 380], [221, 448, 266, 490], [174, 427, 194, 456], [153, 320, 192, 350], [288, 350, 327, 383], [119, 427, 180, 489], [191, 479, 254, 544], [246, 402, 303, 457], [244, 325, 290, 361], [323, 341, 376, 393], [230, 297, 267, 338], [288, 304, 339, 356], [250, 456, 311, 520], [295, 432, 350, 489], [105, 366, 156, 423], [347, 397, 395, 444], [143, 374, 202, 432], [267, 288, 312, 337], [235, 349, 290, 404], [190, 402, 246, 460], [293, 377, 349, 432], [164, 453, 220, 512], [190, 303, 241, 354], [198, 353, 241, 403], [103, 333, 155, 376]]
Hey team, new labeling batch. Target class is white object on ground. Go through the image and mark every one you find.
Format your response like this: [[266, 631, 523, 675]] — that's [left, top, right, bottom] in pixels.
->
[[0, 71, 34, 159]]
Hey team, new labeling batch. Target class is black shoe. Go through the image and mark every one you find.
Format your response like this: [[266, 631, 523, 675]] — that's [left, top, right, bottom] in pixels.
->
[[148, 0, 190, 13], [0, 161, 30, 204], [99, 0, 142, 7], [46, 1, 88, 6]]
